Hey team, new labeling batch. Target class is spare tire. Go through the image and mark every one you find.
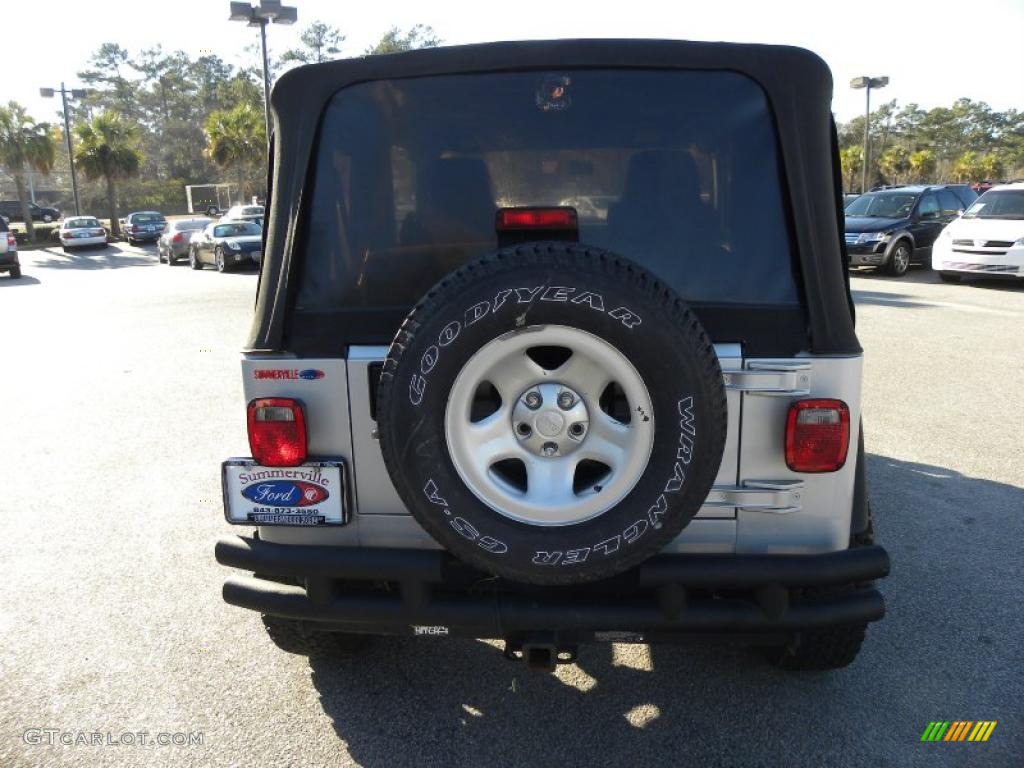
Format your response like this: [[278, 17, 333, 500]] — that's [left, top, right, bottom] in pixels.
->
[[377, 243, 726, 585]]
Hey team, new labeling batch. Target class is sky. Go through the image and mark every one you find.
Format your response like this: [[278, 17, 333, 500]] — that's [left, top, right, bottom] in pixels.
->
[[3, 0, 1023, 125]]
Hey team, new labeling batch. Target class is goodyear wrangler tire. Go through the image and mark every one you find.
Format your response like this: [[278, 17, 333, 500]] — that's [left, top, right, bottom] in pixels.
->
[[377, 243, 727, 585]]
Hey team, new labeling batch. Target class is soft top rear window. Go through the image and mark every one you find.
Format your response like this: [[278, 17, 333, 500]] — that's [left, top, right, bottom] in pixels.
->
[[296, 69, 800, 314]]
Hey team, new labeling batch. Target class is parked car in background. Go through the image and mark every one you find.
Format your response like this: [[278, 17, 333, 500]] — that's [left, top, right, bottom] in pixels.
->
[[0, 200, 61, 223], [844, 185, 977, 276], [970, 180, 1001, 196], [221, 204, 264, 223], [843, 193, 861, 207], [0, 216, 20, 279], [188, 219, 262, 272], [931, 182, 1024, 283], [59, 216, 108, 251], [123, 211, 167, 245], [158, 218, 212, 265]]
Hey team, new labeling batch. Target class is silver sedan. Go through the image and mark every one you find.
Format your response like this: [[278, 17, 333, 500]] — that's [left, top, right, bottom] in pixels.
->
[[158, 218, 212, 264]]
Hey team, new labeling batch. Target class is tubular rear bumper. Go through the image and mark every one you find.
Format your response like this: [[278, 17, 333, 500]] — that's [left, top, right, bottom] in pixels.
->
[[216, 535, 889, 637]]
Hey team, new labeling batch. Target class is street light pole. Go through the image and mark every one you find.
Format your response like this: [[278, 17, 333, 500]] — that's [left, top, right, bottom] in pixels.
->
[[850, 76, 889, 193], [229, 1, 298, 150], [40, 83, 87, 216], [258, 19, 272, 141]]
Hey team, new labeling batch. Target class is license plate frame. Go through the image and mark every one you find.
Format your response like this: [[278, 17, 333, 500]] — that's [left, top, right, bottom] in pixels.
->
[[221, 458, 348, 526]]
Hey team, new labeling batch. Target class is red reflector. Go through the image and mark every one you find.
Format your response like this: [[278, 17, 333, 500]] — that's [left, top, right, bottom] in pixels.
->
[[172, 233, 184, 243], [247, 397, 307, 467], [496, 207, 578, 231], [785, 399, 850, 473]]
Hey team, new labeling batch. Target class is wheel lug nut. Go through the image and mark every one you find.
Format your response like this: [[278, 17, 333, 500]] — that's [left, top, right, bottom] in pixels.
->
[[569, 423, 585, 437], [541, 442, 558, 456], [516, 423, 532, 437], [557, 392, 575, 410], [524, 392, 542, 409]]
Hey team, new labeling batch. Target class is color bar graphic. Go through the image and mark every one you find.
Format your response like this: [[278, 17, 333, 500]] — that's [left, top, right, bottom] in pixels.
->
[[921, 721, 996, 742]]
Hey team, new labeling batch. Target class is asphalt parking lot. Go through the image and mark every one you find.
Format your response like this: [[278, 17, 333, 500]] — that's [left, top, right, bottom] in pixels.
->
[[1, 244, 1021, 767]]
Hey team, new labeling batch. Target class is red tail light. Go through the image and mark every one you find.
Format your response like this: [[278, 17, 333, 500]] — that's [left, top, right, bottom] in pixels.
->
[[6, 233, 15, 247], [496, 207, 578, 231], [247, 398, 307, 467], [172, 232, 184, 243], [785, 399, 850, 473]]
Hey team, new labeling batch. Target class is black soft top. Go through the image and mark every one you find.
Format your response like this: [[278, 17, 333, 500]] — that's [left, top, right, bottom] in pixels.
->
[[249, 39, 858, 356]]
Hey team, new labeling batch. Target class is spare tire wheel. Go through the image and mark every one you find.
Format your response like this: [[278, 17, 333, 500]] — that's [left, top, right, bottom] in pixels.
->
[[377, 243, 727, 585]]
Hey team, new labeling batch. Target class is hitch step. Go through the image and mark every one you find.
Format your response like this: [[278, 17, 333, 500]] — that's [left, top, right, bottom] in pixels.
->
[[503, 639, 578, 672]]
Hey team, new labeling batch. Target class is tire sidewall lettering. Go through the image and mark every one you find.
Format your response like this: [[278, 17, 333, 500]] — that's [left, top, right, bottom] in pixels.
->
[[407, 282, 642, 408]]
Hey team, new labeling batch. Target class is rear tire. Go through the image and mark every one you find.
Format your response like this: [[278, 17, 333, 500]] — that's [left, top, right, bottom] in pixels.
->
[[157, 247, 166, 264], [938, 271, 961, 283], [215, 246, 227, 273], [764, 621, 867, 671], [189, 247, 202, 270], [9, 266, 20, 279], [886, 241, 911, 277], [261, 615, 372, 658], [765, 508, 874, 671]]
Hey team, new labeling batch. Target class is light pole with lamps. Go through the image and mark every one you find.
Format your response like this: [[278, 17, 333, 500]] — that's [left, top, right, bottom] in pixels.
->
[[850, 76, 889, 193], [228, 0, 297, 144], [40, 83, 87, 216]]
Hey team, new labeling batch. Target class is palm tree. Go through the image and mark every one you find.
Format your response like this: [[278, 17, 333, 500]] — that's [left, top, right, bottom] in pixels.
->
[[908, 149, 936, 183], [0, 102, 57, 243], [74, 112, 143, 237], [952, 151, 978, 183], [204, 104, 266, 205], [839, 146, 862, 193], [878, 146, 910, 186]]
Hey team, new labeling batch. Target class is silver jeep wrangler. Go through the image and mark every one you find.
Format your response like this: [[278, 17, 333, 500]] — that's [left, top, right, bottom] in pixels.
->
[[216, 39, 889, 671]]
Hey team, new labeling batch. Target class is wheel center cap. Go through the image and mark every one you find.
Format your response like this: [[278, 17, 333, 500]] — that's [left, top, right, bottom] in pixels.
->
[[535, 410, 565, 437], [512, 382, 590, 458]]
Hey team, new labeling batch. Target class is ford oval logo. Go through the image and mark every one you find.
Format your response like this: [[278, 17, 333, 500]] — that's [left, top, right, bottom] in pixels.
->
[[241, 480, 329, 507], [298, 369, 325, 380]]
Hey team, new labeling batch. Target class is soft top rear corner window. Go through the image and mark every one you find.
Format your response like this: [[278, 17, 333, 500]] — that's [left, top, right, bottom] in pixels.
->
[[295, 69, 800, 317]]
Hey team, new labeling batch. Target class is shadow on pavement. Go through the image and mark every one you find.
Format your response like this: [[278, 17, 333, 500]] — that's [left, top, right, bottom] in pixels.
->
[[283, 454, 1023, 766], [852, 266, 1024, 292], [0, 274, 41, 288], [850, 265, 936, 284], [29, 244, 156, 270], [851, 289, 938, 309]]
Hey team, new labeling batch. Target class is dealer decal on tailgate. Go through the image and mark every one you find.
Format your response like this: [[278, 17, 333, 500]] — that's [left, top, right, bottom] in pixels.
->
[[221, 460, 347, 526]]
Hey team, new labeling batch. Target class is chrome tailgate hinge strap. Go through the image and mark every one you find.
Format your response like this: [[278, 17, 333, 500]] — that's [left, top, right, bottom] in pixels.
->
[[704, 481, 804, 514], [722, 363, 812, 396]]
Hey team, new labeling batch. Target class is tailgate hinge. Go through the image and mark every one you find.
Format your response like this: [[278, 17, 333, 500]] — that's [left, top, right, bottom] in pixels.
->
[[704, 481, 804, 514], [722, 363, 812, 396]]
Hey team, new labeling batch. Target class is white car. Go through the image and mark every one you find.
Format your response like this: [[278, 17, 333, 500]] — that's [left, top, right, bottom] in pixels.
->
[[932, 182, 1024, 282], [221, 204, 264, 223], [59, 216, 108, 251]]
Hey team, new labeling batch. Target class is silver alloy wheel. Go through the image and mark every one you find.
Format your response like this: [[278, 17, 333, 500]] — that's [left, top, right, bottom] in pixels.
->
[[444, 325, 655, 526], [892, 244, 910, 273]]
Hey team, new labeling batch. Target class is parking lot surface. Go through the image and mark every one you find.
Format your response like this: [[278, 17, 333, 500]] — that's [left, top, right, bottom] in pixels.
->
[[1, 246, 1021, 767]]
